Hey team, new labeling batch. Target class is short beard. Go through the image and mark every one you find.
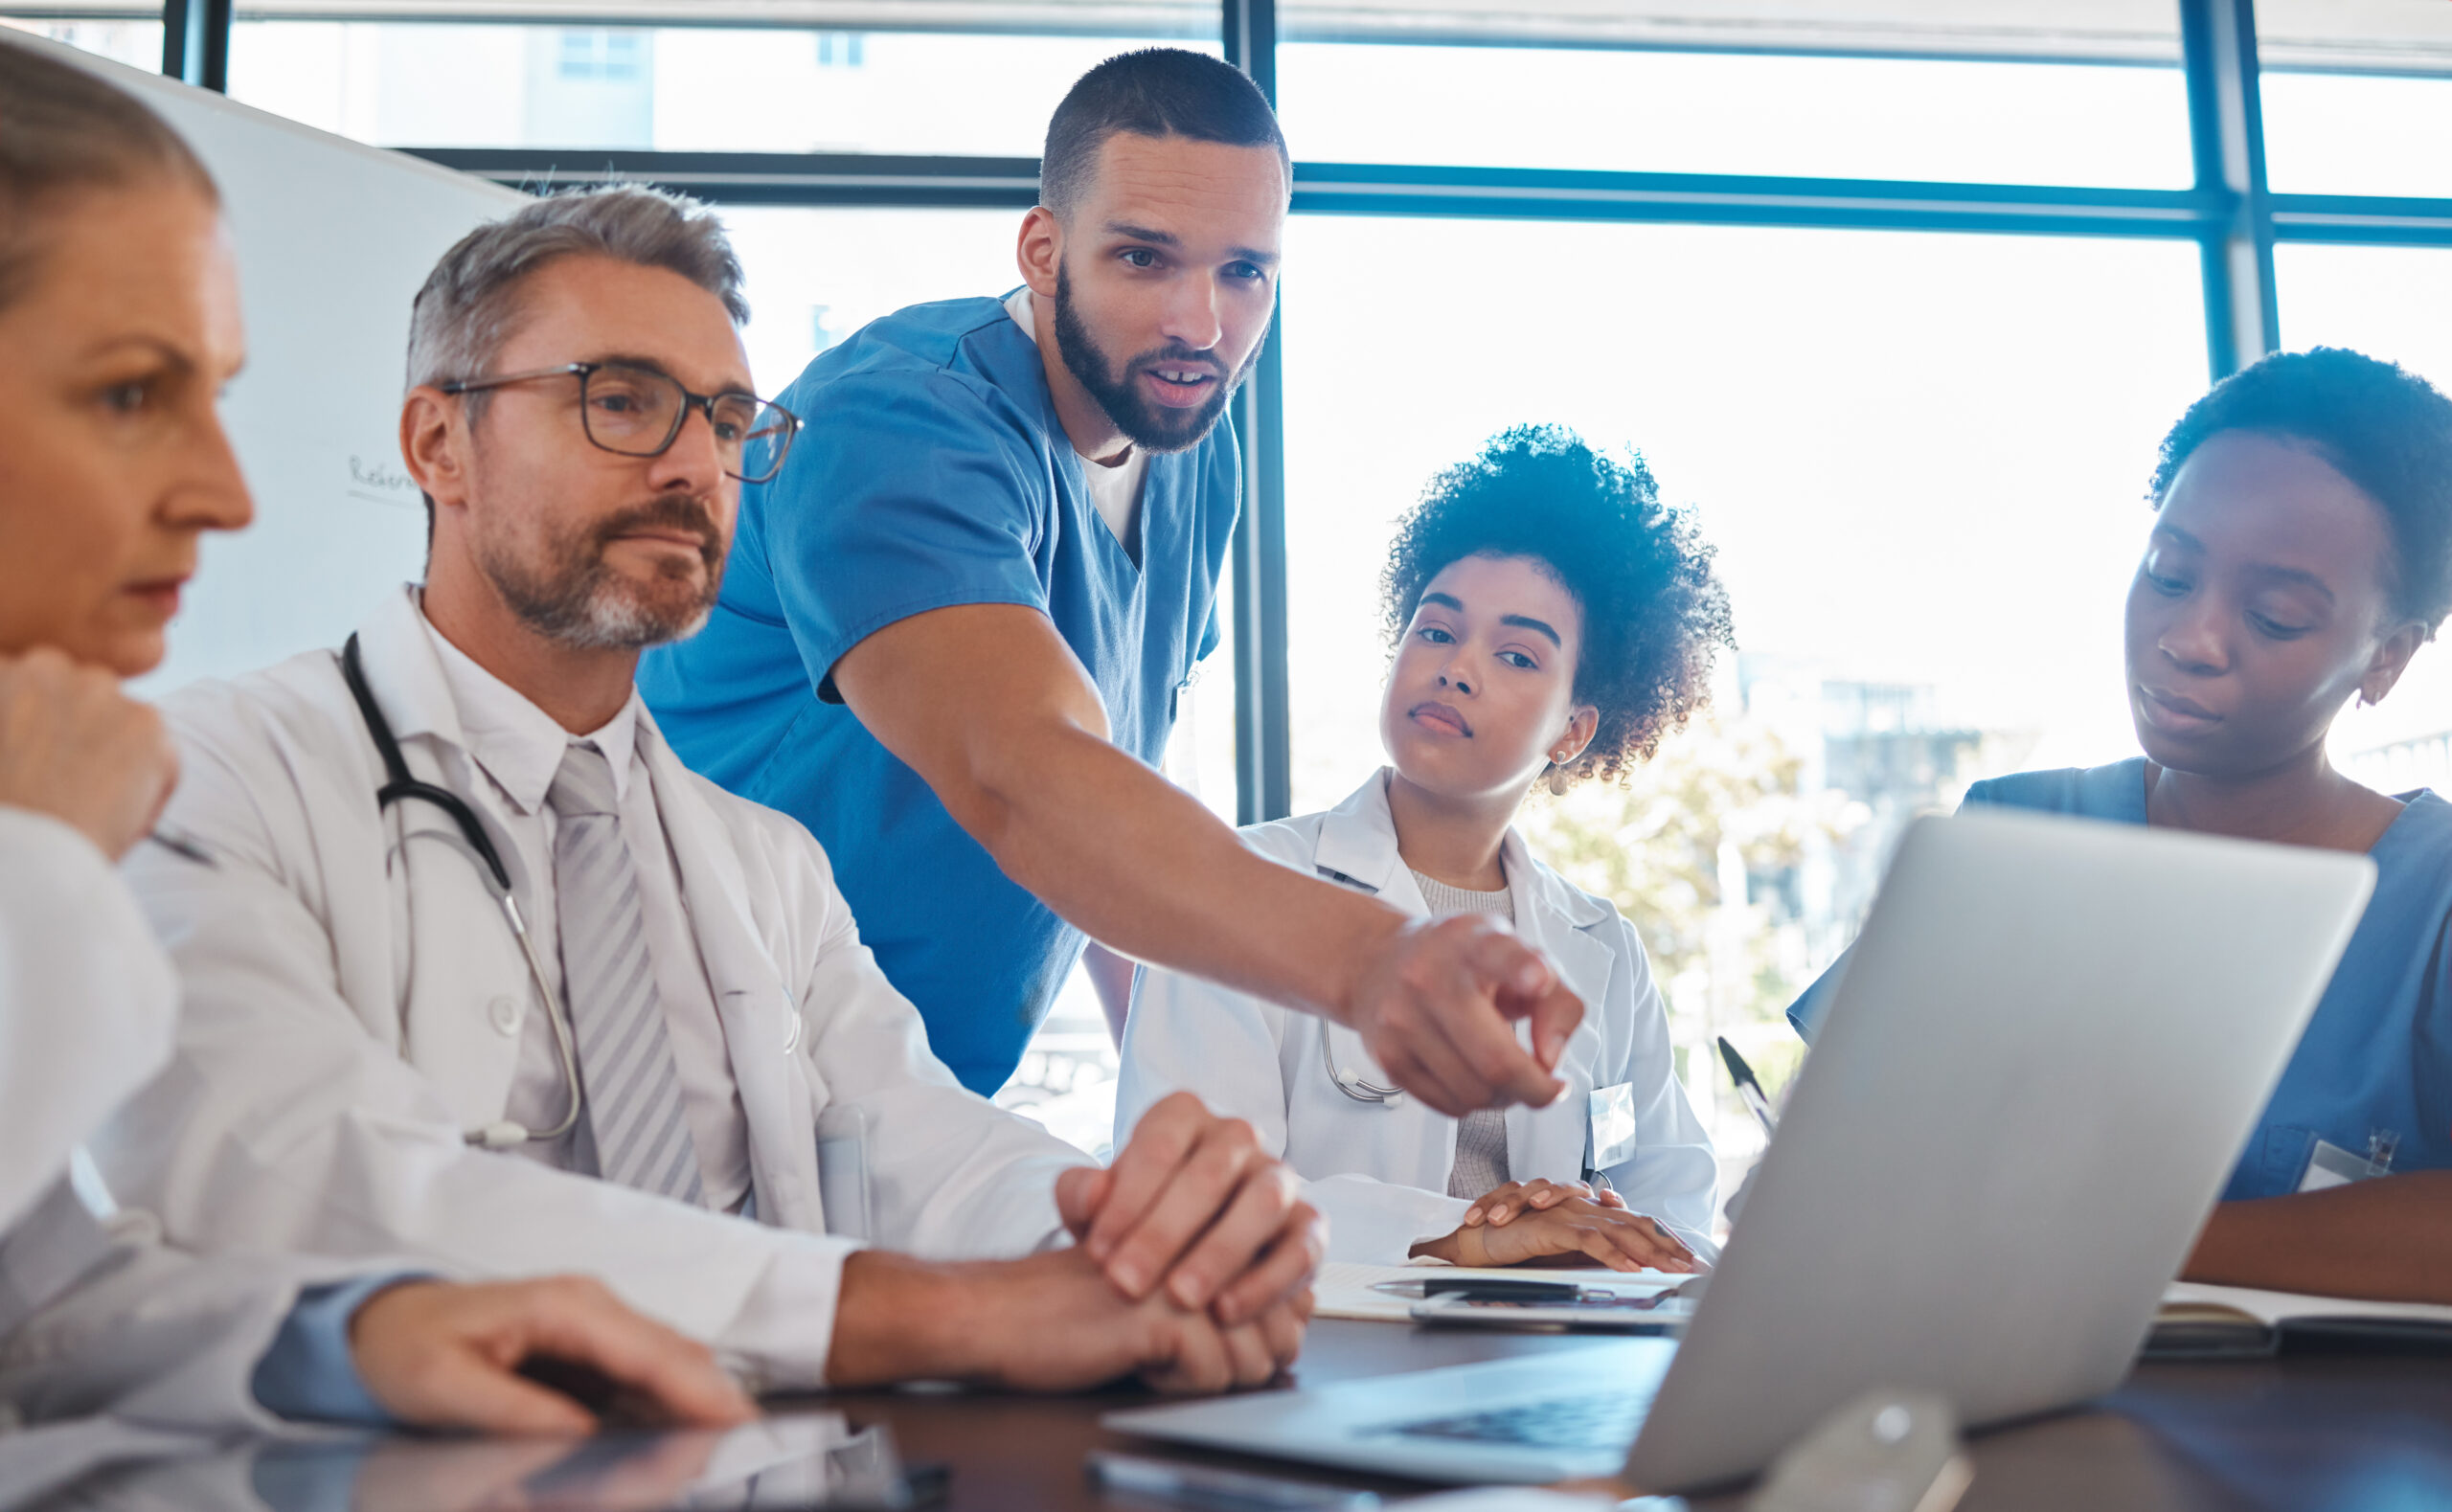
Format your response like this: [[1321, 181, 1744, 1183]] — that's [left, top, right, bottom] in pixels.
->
[[478, 494, 728, 651], [1051, 265, 1257, 455]]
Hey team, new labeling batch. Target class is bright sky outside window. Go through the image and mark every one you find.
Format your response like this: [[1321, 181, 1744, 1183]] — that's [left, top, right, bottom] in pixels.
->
[[224, 4, 1217, 152], [2259, 0, 2452, 198], [1278, 215, 2205, 1140], [1, 10, 163, 68], [1274, 0, 2192, 185], [1282, 218, 2207, 807]]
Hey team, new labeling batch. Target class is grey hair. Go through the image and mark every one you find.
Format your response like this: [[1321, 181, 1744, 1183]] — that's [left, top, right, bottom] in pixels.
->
[[405, 184, 748, 398]]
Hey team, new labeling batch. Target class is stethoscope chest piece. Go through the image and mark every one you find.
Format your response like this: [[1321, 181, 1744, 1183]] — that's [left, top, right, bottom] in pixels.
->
[[1328, 1042, 1405, 1106]]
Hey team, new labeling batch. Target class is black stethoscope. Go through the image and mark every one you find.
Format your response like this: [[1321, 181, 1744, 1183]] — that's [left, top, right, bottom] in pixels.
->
[[341, 633, 584, 1151]]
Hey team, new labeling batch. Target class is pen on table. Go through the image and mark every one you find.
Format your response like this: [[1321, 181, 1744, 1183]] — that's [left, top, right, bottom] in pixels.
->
[[1717, 1035, 1778, 1139], [1370, 1276, 1589, 1300], [145, 825, 219, 869]]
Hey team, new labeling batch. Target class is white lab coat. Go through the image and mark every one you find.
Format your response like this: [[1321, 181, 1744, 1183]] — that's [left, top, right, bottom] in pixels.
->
[[1117, 772, 1716, 1264], [98, 589, 1087, 1390], [0, 808, 345, 1434]]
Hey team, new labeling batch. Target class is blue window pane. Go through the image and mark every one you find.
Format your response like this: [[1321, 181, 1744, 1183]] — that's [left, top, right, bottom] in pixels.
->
[[230, 23, 1216, 155], [1280, 216, 2203, 1153], [1280, 217, 2208, 814], [2259, 0, 2452, 196], [2261, 73, 2452, 198], [1276, 8, 2191, 188]]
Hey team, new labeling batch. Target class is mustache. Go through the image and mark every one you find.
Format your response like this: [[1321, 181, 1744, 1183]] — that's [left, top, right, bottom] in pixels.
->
[[591, 495, 724, 564], [1125, 345, 1230, 380]]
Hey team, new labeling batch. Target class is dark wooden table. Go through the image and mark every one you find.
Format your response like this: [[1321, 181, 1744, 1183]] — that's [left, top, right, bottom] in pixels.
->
[[804, 1320, 2452, 1512]]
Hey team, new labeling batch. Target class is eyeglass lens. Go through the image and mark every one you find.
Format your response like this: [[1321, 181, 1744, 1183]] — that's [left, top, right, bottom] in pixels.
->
[[580, 363, 795, 483]]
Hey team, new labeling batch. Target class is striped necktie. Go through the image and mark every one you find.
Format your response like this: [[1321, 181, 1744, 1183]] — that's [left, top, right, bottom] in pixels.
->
[[1447, 1109, 1511, 1199], [546, 741, 707, 1207]]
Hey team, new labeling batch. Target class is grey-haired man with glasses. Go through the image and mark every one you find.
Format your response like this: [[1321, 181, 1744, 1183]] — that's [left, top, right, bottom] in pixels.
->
[[106, 185, 1320, 1403]]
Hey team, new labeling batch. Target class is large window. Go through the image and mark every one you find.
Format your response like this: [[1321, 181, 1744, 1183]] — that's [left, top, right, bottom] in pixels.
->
[[1281, 217, 2206, 1164], [101, 1, 2452, 1165]]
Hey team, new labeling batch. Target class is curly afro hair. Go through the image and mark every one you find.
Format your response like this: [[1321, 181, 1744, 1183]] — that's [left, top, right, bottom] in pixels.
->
[[1380, 424, 1734, 787], [2149, 347, 2452, 635]]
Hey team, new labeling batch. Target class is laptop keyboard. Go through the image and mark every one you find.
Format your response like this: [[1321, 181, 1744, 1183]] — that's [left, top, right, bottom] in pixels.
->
[[1379, 1390, 1654, 1451]]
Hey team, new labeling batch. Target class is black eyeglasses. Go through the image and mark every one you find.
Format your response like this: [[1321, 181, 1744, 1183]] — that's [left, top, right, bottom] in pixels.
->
[[439, 360, 801, 484]]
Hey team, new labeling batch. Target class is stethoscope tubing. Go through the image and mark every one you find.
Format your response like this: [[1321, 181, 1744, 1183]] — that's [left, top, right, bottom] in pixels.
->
[[1320, 1024, 1405, 1104], [342, 636, 585, 1148]]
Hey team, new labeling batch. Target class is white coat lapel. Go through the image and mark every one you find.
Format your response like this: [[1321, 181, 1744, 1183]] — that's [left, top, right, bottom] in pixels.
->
[[352, 593, 533, 1128], [637, 727, 827, 1236], [1309, 774, 1420, 1099], [1502, 828, 1618, 1184]]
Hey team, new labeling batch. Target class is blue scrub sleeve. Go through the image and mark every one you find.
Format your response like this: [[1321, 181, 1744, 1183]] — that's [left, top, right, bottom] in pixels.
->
[[250, 1273, 424, 1425], [764, 370, 1053, 703], [1195, 599, 1222, 663]]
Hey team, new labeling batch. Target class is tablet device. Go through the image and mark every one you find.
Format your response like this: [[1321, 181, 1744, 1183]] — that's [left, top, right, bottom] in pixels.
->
[[1410, 1288, 1699, 1334]]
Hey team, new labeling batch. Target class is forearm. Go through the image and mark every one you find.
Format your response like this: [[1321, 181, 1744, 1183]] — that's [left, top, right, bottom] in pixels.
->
[[2183, 1174, 2452, 1303], [823, 1252, 978, 1388], [945, 719, 1402, 1025]]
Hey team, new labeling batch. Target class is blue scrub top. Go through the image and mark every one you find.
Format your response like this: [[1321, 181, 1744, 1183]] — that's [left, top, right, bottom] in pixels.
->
[[1787, 757, 2452, 1202], [641, 296, 1238, 1095]]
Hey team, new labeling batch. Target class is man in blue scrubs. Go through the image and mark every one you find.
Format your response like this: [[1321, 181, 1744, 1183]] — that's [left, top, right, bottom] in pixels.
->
[[644, 50, 1579, 1129]]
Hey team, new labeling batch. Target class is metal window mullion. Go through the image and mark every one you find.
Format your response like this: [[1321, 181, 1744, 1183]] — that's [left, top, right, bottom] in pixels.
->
[[162, 0, 234, 90], [2180, 0, 2278, 378], [1223, 0, 1290, 823]]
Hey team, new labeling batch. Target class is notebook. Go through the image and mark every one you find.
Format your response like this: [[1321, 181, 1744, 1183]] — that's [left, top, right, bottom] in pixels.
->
[[2146, 1281, 2452, 1357]]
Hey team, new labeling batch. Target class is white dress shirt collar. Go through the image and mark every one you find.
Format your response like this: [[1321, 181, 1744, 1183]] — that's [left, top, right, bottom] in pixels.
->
[[405, 590, 643, 814]]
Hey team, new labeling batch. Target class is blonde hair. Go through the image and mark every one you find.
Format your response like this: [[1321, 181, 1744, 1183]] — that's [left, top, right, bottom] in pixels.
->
[[0, 39, 217, 310]]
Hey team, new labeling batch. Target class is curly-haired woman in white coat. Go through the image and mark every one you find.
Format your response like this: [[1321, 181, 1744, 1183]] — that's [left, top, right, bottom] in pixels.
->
[[1119, 425, 1731, 1270]]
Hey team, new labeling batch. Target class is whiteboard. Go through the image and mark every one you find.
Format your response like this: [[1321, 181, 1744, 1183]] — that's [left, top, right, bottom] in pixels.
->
[[10, 32, 527, 693]]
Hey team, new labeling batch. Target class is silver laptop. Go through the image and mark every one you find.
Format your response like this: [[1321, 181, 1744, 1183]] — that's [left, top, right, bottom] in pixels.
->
[[1105, 807, 2374, 1491]]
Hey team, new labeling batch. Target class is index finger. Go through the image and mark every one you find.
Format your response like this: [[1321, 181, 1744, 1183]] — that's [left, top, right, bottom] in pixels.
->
[[1442, 937, 1568, 1109], [1468, 932, 1584, 1078]]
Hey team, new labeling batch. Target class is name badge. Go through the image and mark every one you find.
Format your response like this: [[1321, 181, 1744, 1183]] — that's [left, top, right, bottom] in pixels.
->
[[2299, 1133, 2395, 1193], [1588, 1081, 1639, 1172]]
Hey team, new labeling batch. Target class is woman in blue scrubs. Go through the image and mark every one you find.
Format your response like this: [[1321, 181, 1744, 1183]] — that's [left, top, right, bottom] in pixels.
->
[[1797, 347, 2452, 1302]]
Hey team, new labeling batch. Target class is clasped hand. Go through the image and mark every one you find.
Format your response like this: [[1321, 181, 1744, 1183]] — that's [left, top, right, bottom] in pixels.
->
[[1413, 1177, 1703, 1275], [1051, 1091, 1325, 1386]]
